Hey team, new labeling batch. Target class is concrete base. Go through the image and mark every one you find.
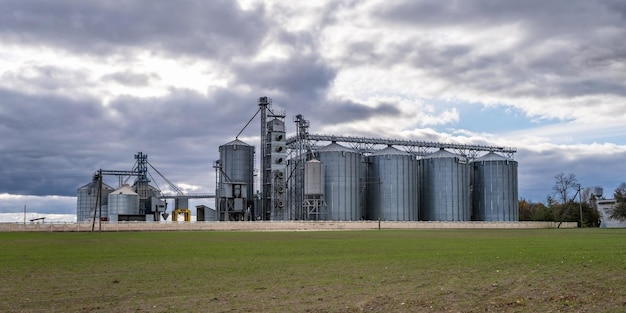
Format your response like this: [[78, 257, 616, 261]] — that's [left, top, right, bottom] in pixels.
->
[[0, 221, 577, 232]]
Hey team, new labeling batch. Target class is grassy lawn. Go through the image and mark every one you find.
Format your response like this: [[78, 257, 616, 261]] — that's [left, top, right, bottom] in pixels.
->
[[1, 229, 626, 312]]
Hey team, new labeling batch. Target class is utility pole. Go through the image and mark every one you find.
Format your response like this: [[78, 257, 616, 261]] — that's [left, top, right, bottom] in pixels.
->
[[578, 184, 583, 228]]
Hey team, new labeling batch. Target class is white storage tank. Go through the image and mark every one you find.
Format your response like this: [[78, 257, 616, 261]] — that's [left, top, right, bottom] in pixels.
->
[[472, 152, 519, 221], [108, 184, 140, 221], [305, 159, 324, 196]]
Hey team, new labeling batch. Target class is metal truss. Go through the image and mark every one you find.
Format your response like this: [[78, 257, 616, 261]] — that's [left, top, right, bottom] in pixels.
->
[[287, 133, 517, 159]]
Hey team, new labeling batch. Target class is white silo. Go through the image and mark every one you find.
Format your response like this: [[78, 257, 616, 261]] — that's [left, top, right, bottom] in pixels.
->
[[108, 184, 140, 222], [303, 159, 327, 220]]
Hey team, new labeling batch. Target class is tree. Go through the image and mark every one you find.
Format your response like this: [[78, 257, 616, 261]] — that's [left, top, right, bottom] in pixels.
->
[[609, 182, 626, 221], [552, 172, 578, 204], [581, 187, 592, 204], [614, 182, 626, 200], [518, 199, 554, 221]]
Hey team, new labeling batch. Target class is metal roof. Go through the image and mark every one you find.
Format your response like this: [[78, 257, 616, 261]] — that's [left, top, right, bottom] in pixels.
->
[[422, 148, 463, 159], [223, 139, 251, 146], [111, 184, 138, 195], [317, 142, 357, 153], [474, 152, 513, 162], [370, 146, 411, 156]]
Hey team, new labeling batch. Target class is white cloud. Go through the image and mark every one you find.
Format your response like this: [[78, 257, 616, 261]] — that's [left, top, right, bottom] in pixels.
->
[[1, 0, 626, 211], [0, 194, 76, 215]]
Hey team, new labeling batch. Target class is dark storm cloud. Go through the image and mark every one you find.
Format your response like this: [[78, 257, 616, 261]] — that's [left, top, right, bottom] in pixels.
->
[[317, 101, 402, 125], [230, 53, 345, 128], [369, 0, 626, 102], [517, 146, 626, 202], [0, 0, 268, 58], [233, 54, 336, 98], [0, 89, 109, 196], [0, 87, 258, 197]]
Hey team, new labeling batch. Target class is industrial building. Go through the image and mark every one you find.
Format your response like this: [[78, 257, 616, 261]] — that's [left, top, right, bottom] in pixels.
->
[[76, 152, 215, 223], [213, 97, 519, 222], [592, 188, 626, 228], [78, 96, 519, 223]]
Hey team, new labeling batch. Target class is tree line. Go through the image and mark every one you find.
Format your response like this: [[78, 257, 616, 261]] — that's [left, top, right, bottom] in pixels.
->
[[519, 173, 626, 227]]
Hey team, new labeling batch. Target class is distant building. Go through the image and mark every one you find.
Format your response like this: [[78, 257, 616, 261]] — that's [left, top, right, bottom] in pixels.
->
[[595, 199, 626, 228]]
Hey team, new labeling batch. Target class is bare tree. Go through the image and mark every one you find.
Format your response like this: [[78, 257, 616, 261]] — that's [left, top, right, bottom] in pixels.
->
[[609, 182, 626, 221], [581, 187, 592, 204], [553, 172, 578, 204], [614, 182, 626, 200]]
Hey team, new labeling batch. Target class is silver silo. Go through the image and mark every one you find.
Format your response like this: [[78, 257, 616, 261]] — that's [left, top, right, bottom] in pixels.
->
[[419, 149, 471, 221], [108, 184, 140, 221], [472, 152, 519, 221], [76, 180, 114, 222], [366, 146, 418, 221], [316, 142, 361, 220], [219, 139, 255, 200], [216, 139, 252, 221]]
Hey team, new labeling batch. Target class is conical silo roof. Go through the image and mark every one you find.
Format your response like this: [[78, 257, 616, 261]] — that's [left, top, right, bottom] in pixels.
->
[[474, 152, 512, 162], [423, 148, 462, 159], [223, 139, 251, 146], [111, 184, 138, 195], [317, 142, 357, 153], [370, 146, 411, 156]]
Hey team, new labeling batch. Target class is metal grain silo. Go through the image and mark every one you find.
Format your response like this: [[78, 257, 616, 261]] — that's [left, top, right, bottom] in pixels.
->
[[366, 146, 418, 221], [317, 142, 361, 220], [419, 149, 471, 221], [472, 152, 519, 221], [108, 184, 140, 221], [218, 139, 255, 203], [76, 180, 114, 222]]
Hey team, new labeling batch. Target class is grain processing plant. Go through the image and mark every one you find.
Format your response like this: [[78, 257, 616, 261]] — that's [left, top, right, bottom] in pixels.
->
[[213, 97, 518, 222], [78, 96, 518, 223], [77, 152, 215, 223]]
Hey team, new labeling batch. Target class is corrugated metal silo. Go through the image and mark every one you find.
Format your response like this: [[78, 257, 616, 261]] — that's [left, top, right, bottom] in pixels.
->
[[366, 146, 418, 221], [108, 185, 140, 220], [419, 149, 471, 221], [219, 139, 255, 201], [317, 142, 361, 220], [76, 181, 114, 222], [472, 152, 519, 221]]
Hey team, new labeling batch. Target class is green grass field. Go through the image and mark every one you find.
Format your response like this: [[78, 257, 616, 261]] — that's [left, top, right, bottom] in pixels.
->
[[1, 229, 626, 312]]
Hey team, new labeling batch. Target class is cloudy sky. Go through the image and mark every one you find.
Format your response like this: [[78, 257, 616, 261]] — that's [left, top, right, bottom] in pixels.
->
[[1, 0, 626, 220]]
